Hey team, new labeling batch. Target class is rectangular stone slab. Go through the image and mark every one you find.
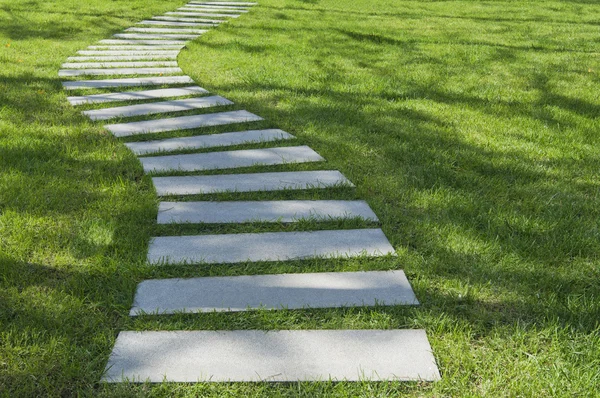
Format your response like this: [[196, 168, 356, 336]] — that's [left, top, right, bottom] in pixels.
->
[[58, 67, 182, 77], [87, 45, 185, 50], [166, 12, 239, 18], [178, 7, 246, 13], [152, 170, 353, 196], [106, 110, 263, 137], [191, 1, 257, 5], [68, 86, 208, 106], [130, 270, 416, 315], [113, 33, 201, 40], [67, 55, 178, 61], [157, 199, 378, 224], [98, 40, 188, 45], [126, 27, 208, 34], [185, 4, 250, 9], [138, 20, 216, 27], [125, 128, 294, 155], [139, 146, 324, 173], [152, 16, 225, 23], [147, 228, 393, 265], [102, 329, 440, 382], [61, 61, 178, 68], [77, 50, 180, 55], [62, 76, 194, 90], [83, 96, 232, 121]]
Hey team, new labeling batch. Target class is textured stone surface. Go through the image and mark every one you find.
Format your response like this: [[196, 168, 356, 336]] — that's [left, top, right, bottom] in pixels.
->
[[103, 329, 440, 382], [185, 4, 250, 9], [147, 228, 394, 265], [77, 50, 180, 55], [138, 20, 217, 27], [166, 11, 240, 18], [62, 76, 194, 90], [67, 55, 178, 61], [152, 170, 353, 196], [106, 110, 262, 137], [152, 16, 225, 23], [156, 199, 378, 224], [98, 39, 188, 45], [113, 33, 201, 40], [68, 86, 208, 106], [126, 27, 208, 34], [190, 1, 256, 5], [140, 146, 324, 173], [58, 67, 182, 77], [87, 45, 185, 50], [130, 270, 417, 315], [61, 61, 178, 68], [178, 7, 247, 13], [83, 96, 232, 121], [126, 129, 294, 155]]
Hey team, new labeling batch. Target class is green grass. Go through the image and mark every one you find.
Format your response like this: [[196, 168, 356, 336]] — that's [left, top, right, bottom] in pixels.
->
[[1, 0, 600, 396]]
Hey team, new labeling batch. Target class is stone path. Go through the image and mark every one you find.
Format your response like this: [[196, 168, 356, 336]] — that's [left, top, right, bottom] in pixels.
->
[[60, 1, 440, 383]]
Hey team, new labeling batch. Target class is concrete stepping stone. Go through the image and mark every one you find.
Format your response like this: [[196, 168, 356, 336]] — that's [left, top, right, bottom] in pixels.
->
[[140, 146, 324, 173], [147, 228, 394, 265], [152, 170, 353, 196], [185, 4, 250, 10], [83, 96, 232, 121], [62, 76, 194, 90], [152, 16, 225, 23], [137, 20, 217, 27], [58, 67, 182, 77], [179, 7, 247, 13], [68, 55, 178, 61], [113, 33, 201, 40], [61, 61, 178, 68], [130, 270, 416, 315], [166, 12, 239, 18], [190, 1, 257, 5], [98, 40, 188, 45], [88, 45, 185, 50], [126, 28, 208, 34], [125, 128, 293, 155], [103, 329, 440, 382], [67, 86, 208, 106], [77, 50, 180, 55], [156, 199, 378, 224], [106, 110, 262, 137]]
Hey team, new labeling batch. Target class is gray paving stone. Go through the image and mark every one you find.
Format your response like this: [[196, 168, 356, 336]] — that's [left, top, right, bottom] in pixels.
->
[[102, 329, 440, 382], [166, 11, 240, 18], [125, 129, 293, 155], [137, 20, 217, 27], [151, 16, 225, 23], [61, 61, 178, 69], [179, 7, 247, 13], [68, 55, 178, 61], [77, 50, 180, 55], [113, 33, 201, 40], [126, 27, 209, 34], [152, 170, 353, 196], [83, 96, 231, 121], [67, 86, 208, 106], [185, 4, 250, 9], [58, 67, 182, 77], [106, 110, 262, 137], [140, 146, 324, 173], [62, 76, 194, 90], [156, 199, 378, 224], [190, 1, 257, 5], [98, 39, 188, 45], [130, 270, 416, 315], [87, 45, 185, 50], [147, 228, 394, 265]]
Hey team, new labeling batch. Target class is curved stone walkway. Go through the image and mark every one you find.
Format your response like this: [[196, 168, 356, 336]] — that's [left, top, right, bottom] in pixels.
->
[[60, 1, 440, 383]]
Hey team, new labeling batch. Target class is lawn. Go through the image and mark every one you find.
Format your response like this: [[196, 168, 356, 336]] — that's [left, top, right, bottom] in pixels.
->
[[1, 0, 599, 396]]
